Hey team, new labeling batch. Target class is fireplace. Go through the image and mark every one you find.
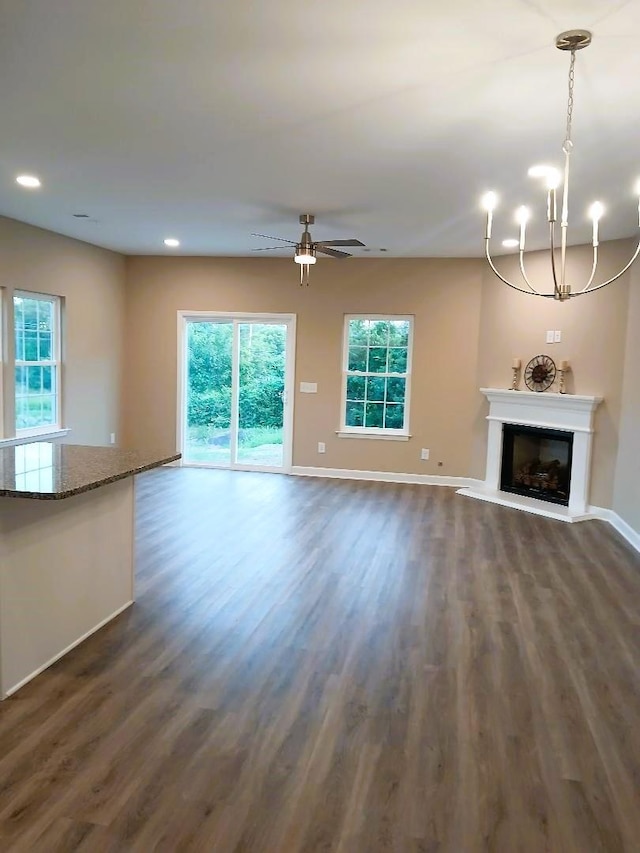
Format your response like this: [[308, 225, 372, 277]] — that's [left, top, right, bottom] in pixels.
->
[[500, 424, 573, 506], [458, 388, 602, 522]]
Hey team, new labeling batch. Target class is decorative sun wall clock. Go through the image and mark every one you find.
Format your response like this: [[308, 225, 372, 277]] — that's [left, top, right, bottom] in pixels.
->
[[524, 354, 557, 392]]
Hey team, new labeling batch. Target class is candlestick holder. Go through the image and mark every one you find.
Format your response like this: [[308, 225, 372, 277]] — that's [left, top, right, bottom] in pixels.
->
[[510, 366, 520, 390], [558, 368, 567, 394]]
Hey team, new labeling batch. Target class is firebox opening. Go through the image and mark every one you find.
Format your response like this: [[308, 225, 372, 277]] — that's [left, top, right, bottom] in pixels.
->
[[500, 423, 573, 506]]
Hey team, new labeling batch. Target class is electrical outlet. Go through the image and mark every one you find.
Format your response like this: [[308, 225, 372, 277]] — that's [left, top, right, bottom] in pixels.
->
[[421, 448, 430, 461], [109, 433, 116, 445], [554, 330, 562, 343], [546, 330, 554, 344], [317, 441, 326, 454]]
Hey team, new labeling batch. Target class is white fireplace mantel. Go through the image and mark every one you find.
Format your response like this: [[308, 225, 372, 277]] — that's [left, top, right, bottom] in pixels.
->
[[459, 388, 603, 522]]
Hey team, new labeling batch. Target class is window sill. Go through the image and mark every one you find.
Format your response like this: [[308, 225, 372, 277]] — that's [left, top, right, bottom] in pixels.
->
[[1, 428, 70, 448], [336, 430, 411, 441]]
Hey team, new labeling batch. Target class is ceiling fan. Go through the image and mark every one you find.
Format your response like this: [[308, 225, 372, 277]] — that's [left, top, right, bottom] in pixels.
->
[[251, 214, 365, 284]]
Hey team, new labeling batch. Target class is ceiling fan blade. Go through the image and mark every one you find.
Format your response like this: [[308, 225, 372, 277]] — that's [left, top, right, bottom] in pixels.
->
[[316, 246, 352, 259], [250, 232, 297, 245], [251, 246, 291, 251], [315, 239, 365, 247]]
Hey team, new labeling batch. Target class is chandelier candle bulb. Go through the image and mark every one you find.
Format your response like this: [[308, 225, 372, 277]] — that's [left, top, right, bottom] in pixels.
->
[[516, 206, 529, 250], [545, 169, 561, 190], [547, 187, 557, 223], [482, 192, 497, 239], [589, 201, 604, 247]]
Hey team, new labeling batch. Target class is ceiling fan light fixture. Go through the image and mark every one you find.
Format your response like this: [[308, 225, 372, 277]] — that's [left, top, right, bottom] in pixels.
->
[[294, 242, 316, 286], [252, 214, 364, 285], [294, 247, 317, 265]]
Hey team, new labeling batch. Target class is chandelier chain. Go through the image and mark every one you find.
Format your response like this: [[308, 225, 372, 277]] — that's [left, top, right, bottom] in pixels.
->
[[564, 49, 576, 150]]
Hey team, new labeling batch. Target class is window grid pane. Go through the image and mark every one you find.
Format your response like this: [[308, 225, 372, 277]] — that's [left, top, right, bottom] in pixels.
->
[[14, 294, 60, 432], [344, 316, 411, 432]]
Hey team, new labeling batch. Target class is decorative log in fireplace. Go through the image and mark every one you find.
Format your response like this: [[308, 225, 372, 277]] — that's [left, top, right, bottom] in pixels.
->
[[500, 423, 573, 506], [515, 457, 563, 492]]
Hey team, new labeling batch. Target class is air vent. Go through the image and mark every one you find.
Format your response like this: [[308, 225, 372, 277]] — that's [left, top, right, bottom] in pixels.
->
[[73, 213, 90, 218]]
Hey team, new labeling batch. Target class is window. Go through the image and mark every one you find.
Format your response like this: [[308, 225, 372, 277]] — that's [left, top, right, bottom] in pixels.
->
[[341, 315, 412, 436], [14, 292, 61, 433]]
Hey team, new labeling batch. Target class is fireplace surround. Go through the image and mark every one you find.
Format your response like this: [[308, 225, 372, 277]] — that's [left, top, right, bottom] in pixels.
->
[[459, 388, 602, 522]]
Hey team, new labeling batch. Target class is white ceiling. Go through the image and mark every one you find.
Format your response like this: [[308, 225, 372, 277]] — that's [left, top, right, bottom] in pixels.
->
[[0, 0, 638, 257]]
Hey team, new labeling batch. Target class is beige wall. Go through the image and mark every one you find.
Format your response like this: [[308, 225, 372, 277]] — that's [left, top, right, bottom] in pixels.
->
[[0, 216, 126, 445], [474, 239, 632, 508], [613, 261, 640, 531], [122, 256, 483, 476], [0, 214, 632, 522]]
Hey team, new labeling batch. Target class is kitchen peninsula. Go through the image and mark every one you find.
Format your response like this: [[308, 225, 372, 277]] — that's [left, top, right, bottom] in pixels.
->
[[0, 442, 180, 698]]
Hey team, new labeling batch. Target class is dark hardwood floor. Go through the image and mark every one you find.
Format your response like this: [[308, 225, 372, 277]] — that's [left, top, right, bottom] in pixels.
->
[[1, 468, 639, 851]]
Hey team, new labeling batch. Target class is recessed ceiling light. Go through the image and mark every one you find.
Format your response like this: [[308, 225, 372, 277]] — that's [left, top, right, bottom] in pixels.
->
[[16, 174, 41, 189], [502, 238, 519, 248], [163, 238, 180, 248]]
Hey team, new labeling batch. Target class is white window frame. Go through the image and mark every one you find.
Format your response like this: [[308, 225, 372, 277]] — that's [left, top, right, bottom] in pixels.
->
[[176, 311, 297, 472], [14, 291, 62, 438], [338, 314, 413, 440], [0, 288, 3, 438]]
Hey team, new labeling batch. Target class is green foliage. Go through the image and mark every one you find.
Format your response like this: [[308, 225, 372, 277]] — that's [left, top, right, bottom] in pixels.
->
[[187, 389, 231, 430], [240, 426, 282, 448], [14, 295, 54, 363], [187, 322, 286, 431]]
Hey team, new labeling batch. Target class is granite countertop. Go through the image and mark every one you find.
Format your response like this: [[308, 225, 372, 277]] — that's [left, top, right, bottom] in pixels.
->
[[0, 443, 181, 500]]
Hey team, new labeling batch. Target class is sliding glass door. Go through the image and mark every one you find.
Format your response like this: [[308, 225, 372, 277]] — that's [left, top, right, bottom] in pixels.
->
[[180, 313, 295, 471]]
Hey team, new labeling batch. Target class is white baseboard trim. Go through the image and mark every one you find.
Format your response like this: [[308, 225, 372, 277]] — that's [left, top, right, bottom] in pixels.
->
[[2, 599, 134, 699], [292, 466, 640, 555], [588, 506, 640, 554], [291, 466, 481, 489]]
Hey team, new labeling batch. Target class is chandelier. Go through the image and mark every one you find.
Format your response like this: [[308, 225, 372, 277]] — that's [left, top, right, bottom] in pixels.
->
[[481, 30, 640, 301]]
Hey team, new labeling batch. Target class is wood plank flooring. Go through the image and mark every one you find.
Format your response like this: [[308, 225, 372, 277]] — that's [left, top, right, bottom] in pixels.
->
[[0, 468, 639, 851]]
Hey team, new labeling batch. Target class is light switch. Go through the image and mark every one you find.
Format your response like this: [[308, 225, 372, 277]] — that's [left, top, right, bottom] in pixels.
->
[[300, 382, 318, 393], [554, 330, 562, 342], [546, 330, 554, 344]]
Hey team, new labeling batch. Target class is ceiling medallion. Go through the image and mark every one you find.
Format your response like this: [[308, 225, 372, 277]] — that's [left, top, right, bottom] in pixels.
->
[[481, 30, 640, 300]]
